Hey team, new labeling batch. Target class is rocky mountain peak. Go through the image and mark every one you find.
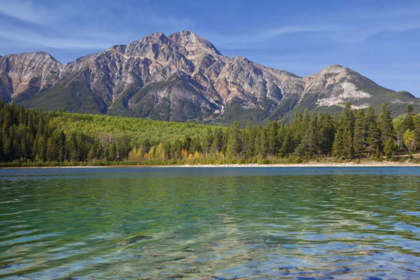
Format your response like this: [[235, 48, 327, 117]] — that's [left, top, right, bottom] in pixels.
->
[[314, 64, 352, 76], [1, 51, 61, 77], [108, 44, 127, 55], [129, 32, 168, 47], [124, 32, 171, 59], [168, 30, 221, 57], [4, 51, 60, 64], [141, 32, 167, 42]]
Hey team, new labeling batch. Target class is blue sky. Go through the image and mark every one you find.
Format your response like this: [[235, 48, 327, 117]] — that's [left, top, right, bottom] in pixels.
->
[[0, 0, 419, 96]]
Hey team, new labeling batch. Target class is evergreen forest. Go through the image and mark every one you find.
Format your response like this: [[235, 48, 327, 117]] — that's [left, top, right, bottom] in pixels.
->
[[1, 101, 419, 167]]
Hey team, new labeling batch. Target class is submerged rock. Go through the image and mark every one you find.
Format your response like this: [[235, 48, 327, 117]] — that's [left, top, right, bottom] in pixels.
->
[[124, 235, 152, 245]]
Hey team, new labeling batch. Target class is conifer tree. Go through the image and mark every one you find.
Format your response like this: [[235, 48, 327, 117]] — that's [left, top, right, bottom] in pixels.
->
[[279, 127, 294, 157], [353, 109, 366, 158], [258, 128, 268, 157], [266, 121, 279, 156], [226, 121, 242, 158], [365, 107, 382, 157], [318, 113, 335, 156], [296, 113, 319, 158], [210, 128, 223, 153], [378, 102, 395, 142], [332, 103, 354, 159], [384, 137, 397, 160], [402, 105, 415, 132]]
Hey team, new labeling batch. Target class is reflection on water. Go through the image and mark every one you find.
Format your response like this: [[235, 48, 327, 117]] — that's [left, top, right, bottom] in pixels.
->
[[0, 167, 419, 279]]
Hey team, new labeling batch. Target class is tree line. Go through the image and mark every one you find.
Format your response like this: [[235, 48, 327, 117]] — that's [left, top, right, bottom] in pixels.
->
[[0, 101, 419, 166]]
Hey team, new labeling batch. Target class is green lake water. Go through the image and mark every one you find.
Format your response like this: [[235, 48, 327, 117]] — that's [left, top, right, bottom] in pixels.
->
[[0, 167, 419, 279]]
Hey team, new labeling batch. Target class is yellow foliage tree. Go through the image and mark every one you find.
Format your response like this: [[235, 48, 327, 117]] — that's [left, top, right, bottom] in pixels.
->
[[128, 146, 146, 162], [403, 129, 416, 152], [181, 149, 189, 159], [156, 143, 165, 160], [148, 146, 156, 159]]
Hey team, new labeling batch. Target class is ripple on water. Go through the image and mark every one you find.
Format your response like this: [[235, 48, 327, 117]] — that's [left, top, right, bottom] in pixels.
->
[[0, 167, 419, 279]]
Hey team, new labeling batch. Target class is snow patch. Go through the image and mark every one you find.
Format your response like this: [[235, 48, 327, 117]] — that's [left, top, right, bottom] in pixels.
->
[[351, 104, 370, 109], [316, 82, 372, 107], [392, 99, 415, 105]]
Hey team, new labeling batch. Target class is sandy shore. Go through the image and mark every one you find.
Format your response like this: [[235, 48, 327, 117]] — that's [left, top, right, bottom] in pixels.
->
[[3, 162, 419, 169], [158, 162, 420, 168]]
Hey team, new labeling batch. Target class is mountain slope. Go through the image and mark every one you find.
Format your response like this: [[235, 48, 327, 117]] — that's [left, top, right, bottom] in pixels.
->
[[1, 30, 419, 123]]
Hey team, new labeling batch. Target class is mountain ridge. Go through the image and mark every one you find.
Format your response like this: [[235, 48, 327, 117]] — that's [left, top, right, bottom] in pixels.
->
[[0, 30, 418, 124]]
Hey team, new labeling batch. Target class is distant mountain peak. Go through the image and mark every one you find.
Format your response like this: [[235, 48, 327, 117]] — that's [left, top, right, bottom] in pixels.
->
[[4, 51, 60, 62], [169, 30, 221, 56], [129, 32, 169, 46], [108, 44, 127, 54], [314, 64, 351, 76]]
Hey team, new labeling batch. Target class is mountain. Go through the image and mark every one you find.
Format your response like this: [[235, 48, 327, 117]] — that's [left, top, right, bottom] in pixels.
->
[[1, 30, 419, 124]]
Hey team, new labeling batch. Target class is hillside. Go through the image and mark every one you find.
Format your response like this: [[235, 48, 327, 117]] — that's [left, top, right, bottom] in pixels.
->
[[1, 31, 419, 124]]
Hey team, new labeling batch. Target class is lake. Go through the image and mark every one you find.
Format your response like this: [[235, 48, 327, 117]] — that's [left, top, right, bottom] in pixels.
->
[[0, 167, 419, 279]]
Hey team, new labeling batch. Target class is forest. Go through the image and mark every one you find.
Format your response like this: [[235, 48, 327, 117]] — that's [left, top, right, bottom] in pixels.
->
[[0, 101, 419, 167]]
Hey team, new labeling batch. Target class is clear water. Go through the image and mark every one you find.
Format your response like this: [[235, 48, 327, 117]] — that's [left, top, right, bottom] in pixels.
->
[[0, 167, 420, 279]]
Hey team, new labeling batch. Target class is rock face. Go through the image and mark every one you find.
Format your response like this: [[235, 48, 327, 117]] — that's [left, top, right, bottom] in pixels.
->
[[0, 30, 419, 123]]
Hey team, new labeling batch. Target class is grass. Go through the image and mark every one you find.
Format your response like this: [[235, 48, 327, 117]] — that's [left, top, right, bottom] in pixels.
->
[[48, 111, 226, 144]]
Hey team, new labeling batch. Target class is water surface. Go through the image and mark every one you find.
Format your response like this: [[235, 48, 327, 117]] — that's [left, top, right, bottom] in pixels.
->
[[0, 167, 420, 279]]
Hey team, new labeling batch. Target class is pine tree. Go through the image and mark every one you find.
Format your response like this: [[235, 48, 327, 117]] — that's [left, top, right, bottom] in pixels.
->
[[4, 138, 12, 161], [378, 102, 395, 142], [318, 113, 335, 156], [353, 109, 366, 158], [279, 127, 294, 157], [365, 107, 382, 157], [332, 103, 354, 159], [402, 105, 415, 132], [258, 128, 268, 157], [226, 121, 242, 158], [296, 113, 319, 158], [266, 121, 279, 156], [383, 138, 397, 160], [203, 128, 214, 154], [210, 128, 223, 154]]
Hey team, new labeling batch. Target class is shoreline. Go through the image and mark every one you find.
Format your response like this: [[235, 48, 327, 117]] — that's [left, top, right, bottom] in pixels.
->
[[2, 162, 420, 169]]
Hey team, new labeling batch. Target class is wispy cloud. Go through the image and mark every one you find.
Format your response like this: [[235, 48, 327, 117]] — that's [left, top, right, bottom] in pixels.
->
[[334, 21, 420, 43], [0, 0, 80, 25], [0, 29, 112, 50], [0, 1, 46, 24], [208, 19, 420, 52], [204, 25, 326, 50], [148, 14, 194, 29]]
